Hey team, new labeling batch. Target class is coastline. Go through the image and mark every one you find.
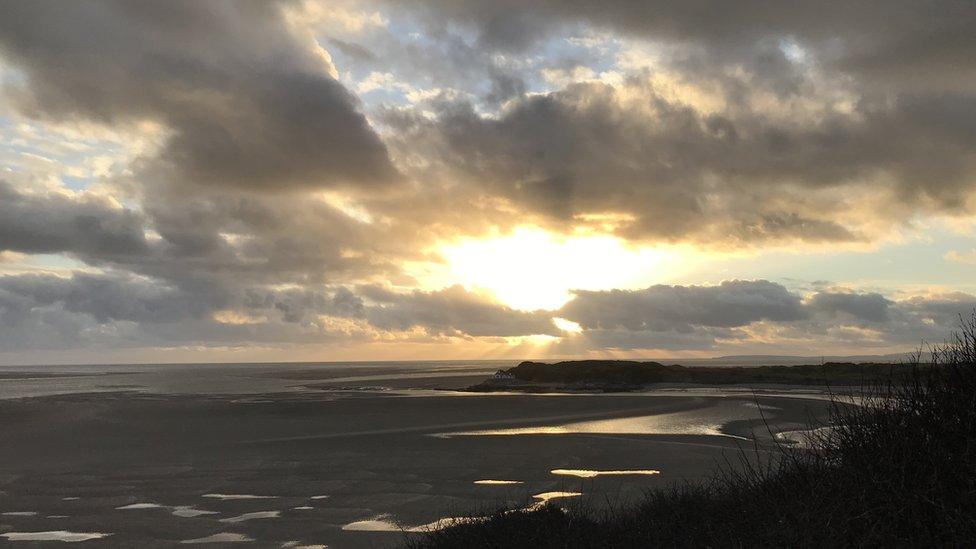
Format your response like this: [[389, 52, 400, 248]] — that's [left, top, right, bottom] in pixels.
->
[[0, 368, 834, 548]]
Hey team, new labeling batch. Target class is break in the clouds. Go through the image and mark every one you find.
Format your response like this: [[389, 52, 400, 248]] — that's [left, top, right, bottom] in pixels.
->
[[0, 0, 974, 361]]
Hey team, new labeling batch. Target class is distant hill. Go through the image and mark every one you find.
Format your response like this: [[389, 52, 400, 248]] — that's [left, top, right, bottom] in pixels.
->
[[468, 360, 919, 391]]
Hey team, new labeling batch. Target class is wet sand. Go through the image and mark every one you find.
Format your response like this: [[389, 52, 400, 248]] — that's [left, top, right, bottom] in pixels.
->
[[0, 365, 834, 547]]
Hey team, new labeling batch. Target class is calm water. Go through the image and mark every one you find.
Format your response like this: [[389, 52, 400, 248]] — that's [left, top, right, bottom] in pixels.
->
[[0, 360, 512, 400]]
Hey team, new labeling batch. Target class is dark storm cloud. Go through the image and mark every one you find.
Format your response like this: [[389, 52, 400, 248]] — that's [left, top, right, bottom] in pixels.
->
[[807, 291, 893, 323], [0, 268, 971, 352], [0, 181, 149, 258], [898, 293, 976, 328], [484, 69, 527, 108], [248, 286, 365, 324], [368, 0, 976, 245], [0, 272, 357, 350], [0, 0, 417, 340], [0, 179, 403, 296], [0, 272, 202, 325], [0, 0, 398, 191], [559, 280, 807, 331], [387, 76, 976, 243], [403, 0, 976, 90], [327, 37, 378, 62], [133, 190, 400, 287], [554, 281, 976, 352], [0, 273, 558, 350]]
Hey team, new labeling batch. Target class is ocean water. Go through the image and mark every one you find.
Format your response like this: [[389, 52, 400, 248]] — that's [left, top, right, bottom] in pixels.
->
[[0, 360, 511, 400]]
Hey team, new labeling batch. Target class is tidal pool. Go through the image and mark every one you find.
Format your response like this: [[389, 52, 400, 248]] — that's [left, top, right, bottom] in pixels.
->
[[551, 469, 660, 478], [2, 531, 112, 542]]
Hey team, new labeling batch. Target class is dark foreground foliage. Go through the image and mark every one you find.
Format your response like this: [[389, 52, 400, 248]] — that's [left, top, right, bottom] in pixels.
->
[[411, 315, 976, 548]]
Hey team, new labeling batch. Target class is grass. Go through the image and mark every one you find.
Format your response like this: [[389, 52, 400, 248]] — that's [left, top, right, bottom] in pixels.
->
[[410, 314, 976, 547]]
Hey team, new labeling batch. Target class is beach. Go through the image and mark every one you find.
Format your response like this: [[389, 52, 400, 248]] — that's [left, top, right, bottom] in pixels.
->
[[0, 362, 834, 547]]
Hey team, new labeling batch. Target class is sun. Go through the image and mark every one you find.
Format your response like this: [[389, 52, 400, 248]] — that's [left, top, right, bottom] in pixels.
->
[[436, 227, 684, 311]]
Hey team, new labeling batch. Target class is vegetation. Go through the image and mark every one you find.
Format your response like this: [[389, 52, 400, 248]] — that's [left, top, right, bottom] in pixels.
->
[[413, 315, 976, 547], [467, 359, 922, 392]]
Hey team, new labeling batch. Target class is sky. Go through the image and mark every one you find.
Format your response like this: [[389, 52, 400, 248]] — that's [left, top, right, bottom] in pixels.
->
[[0, 0, 975, 364]]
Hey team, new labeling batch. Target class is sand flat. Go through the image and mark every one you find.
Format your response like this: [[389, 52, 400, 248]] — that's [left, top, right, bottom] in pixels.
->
[[0, 366, 832, 548]]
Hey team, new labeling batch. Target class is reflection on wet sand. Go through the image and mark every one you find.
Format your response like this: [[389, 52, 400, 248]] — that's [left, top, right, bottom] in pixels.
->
[[1, 531, 112, 542], [551, 469, 660, 478], [116, 503, 165, 510], [527, 491, 583, 511], [171, 506, 219, 518], [411, 516, 481, 532], [774, 425, 836, 448], [342, 490, 584, 534], [220, 510, 281, 523], [202, 493, 278, 500], [116, 502, 218, 518], [436, 410, 738, 438], [180, 532, 254, 544], [474, 479, 524, 485], [342, 515, 401, 532]]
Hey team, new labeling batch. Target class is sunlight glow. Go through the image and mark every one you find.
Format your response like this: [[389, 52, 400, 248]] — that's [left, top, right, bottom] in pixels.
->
[[438, 228, 685, 311], [553, 317, 583, 333]]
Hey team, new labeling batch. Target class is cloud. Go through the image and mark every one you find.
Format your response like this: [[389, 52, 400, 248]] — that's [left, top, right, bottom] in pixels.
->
[[0, 0, 398, 191], [945, 249, 976, 265], [565, 327, 737, 352], [0, 268, 973, 354], [360, 284, 558, 337], [555, 281, 976, 352], [386, 74, 975, 245], [402, 0, 976, 92], [0, 180, 149, 258], [0, 273, 557, 350], [0, 2, 424, 343], [328, 37, 378, 62], [245, 284, 560, 338], [0, 272, 202, 324], [559, 280, 807, 331], [1, 1, 974, 357], [363, 0, 976, 249], [807, 291, 892, 322], [0, 178, 412, 298], [0, 271, 206, 350]]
